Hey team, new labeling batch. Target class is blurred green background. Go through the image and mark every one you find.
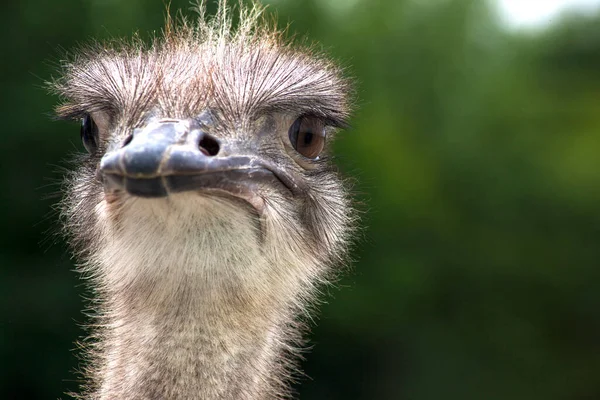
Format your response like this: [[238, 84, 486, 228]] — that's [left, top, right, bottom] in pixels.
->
[[1, 0, 600, 399]]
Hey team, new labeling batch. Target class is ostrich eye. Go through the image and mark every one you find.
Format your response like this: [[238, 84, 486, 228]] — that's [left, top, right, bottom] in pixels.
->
[[288, 116, 326, 159], [80, 115, 99, 154]]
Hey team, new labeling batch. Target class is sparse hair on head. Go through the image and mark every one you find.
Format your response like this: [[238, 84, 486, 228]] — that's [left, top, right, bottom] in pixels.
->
[[51, 0, 353, 131]]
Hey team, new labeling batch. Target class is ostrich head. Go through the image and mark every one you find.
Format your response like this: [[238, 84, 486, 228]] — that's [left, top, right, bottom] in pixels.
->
[[52, 2, 355, 399]]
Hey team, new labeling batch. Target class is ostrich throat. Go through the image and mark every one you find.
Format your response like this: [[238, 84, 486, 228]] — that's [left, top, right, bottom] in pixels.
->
[[94, 195, 296, 399]]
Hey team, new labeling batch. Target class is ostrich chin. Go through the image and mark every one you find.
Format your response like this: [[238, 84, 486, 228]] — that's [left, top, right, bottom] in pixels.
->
[[94, 189, 315, 307]]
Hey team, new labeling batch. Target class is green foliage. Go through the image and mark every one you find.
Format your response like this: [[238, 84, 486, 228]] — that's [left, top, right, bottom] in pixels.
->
[[1, 0, 599, 398]]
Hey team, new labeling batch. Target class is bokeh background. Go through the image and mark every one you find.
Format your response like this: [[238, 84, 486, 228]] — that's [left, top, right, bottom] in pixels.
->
[[2, 0, 600, 399]]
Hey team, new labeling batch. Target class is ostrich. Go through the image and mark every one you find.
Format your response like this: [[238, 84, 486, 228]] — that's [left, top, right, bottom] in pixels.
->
[[51, 1, 355, 399]]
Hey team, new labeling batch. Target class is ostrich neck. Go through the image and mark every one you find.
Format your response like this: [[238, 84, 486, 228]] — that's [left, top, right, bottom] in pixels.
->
[[89, 198, 301, 400], [97, 273, 283, 400]]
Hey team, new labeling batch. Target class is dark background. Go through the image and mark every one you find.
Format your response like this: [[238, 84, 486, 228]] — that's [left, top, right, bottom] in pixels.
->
[[2, 0, 600, 399]]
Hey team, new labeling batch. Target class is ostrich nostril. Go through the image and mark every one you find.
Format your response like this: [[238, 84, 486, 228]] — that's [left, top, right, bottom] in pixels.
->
[[198, 133, 220, 156], [122, 134, 133, 148]]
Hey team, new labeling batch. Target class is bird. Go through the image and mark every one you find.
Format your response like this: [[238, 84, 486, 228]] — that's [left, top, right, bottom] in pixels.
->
[[51, 1, 355, 399]]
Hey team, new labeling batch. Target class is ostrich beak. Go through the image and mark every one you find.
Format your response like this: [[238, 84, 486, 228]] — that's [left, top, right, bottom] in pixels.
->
[[99, 120, 297, 205]]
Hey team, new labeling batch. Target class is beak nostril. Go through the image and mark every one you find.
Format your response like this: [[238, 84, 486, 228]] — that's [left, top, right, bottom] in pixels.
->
[[199, 133, 220, 156], [122, 134, 133, 148]]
